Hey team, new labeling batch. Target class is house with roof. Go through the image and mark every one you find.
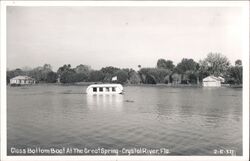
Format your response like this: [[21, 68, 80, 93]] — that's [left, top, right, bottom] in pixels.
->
[[10, 76, 36, 86], [202, 75, 224, 87]]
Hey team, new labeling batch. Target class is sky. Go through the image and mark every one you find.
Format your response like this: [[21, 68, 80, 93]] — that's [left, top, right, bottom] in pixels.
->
[[7, 6, 243, 71]]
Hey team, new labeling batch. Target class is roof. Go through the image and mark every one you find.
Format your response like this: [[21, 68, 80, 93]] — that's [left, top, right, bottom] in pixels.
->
[[88, 83, 123, 87], [10, 75, 34, 80], [218, 76, 224, 79], [203, 76, 221, 82]]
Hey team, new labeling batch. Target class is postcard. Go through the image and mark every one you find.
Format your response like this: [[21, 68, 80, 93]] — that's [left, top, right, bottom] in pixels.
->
[[1, 1, 249, 161]]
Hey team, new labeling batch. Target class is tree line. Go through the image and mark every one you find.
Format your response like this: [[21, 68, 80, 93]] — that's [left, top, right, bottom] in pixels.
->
[[7, 52, 242, 85]]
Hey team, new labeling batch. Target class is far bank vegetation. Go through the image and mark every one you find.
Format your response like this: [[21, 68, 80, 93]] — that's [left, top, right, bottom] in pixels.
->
[[7, 53, 242, 86]]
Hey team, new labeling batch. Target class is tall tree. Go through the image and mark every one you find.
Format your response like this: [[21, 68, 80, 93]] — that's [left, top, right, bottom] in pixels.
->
[[121, 68, 135, 80], [74, 64, 91, 75], [27, 64, 53, 82], [139, 68, 170, 84], [157, 59, 175, 71], [6, 68, 24, 83], [57, 64, 76, 83], [57, 64, 72, 76], [88, 70, 105, 82], [199, 53, 230, 77], [114, 70, 129, 84], [129, 71, 141, 84], [60, 70, 76, 83], [225, 60, 242, 85], [43, 64, 52, 72], [41, 64, 53, 81], [101, 66, 119, 75], [28, 67, 43, 82], [235, 59, 242, 66], [176, 59, 198, 73], [226, 66, 242, 84], [175, 58, 200, 84], [46, 71, 58, 83], [101, 66, 120, 82]]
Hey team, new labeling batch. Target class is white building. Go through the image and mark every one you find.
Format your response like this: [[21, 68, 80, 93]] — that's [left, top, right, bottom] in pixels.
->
[[10, 76, 36, 86], [202, 76, 223, 87]]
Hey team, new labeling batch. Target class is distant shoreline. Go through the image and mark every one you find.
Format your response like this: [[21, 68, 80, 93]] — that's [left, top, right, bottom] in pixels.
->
[[8, 82, 242, 88]]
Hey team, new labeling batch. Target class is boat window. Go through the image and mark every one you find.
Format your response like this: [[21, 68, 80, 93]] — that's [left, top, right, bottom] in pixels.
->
[[112, 87, 116, 92], [99, 87, 103, 92], [106, 87, 110, 92], [93, 87, 97, 92]]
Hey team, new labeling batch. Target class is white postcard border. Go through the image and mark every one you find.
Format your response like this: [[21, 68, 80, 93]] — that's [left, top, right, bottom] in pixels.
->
[[0, 1, 249, 161]]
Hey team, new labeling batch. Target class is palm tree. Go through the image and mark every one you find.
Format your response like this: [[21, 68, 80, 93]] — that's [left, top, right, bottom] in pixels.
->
[[137, 65, 142, 84]]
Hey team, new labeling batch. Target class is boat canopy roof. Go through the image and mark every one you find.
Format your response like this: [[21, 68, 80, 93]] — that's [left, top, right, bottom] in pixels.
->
[[10, 75, 35, 80], [88, 84, 123, 87]]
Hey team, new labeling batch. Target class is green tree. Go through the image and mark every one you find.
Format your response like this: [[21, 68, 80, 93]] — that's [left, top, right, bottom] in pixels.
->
[[101, 66, 119, 75], [128, 71, 141, 84], [57, 64, 72, 76], [226, 65, 242, 84], [74, 64, 91, 76], [41, 64, 53, 81], [198, 60, 210, 80], [77, 73, 88, 82], [199, 53, 230, 77], [235, 59, 242, 66], [60, 70, 76, 83], [6, 68, 25, 83], [21, 66, 32, 75], [139, 68, 156, 84], [157, 59, 175, 71], [101, 66, 120, 82], [175, 58, 200, 84], [73, 64, 91, 82], [27, 64, 53, 82], [43, 64, 52, 72], [88, 70, 105, 82], [7, 69, 22, 84], [139, 68, 170, 84], [46, 71, 57, 83], [176, 58, 198, 73], [57, 64, 82, 83], [12, 68, 24, 76], [28, 67, 43, 82], [119, 68, 135, 81], [114, 70, 129, 84], [171, 73, 181, 84]]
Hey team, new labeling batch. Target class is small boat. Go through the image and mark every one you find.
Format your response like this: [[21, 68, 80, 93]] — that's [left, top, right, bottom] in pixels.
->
[[86, 84, 124, 94]]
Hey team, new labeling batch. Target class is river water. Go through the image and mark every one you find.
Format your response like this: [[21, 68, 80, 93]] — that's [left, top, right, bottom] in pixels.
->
[[7, 85, 242, 155]]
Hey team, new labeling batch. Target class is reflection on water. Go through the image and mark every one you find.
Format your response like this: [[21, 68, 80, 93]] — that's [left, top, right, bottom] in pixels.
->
[[7, 85, 242, 155], [86, 94, 124, 111]]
